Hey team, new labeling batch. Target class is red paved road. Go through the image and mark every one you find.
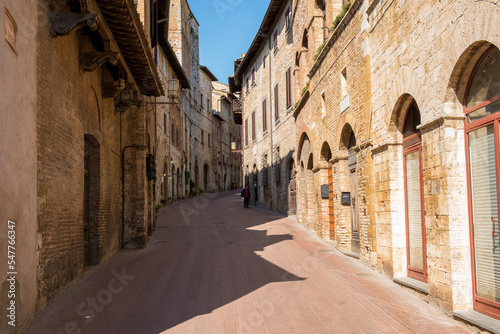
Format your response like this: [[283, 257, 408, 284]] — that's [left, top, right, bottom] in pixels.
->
[[26, 191, 471, 334]]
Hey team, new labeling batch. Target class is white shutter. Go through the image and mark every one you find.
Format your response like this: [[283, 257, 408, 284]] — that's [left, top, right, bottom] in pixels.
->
[[469, 124, 500, 302], [405, 151, 424, 270]]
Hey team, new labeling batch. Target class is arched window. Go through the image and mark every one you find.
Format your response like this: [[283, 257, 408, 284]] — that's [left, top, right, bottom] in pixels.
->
[[465, 46, 500, 319], [403, 101, 426, 282]]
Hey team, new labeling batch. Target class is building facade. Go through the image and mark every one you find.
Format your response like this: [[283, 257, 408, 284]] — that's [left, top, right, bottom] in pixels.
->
[[233, 0, 500, 330], [1, 0, 171, 330]]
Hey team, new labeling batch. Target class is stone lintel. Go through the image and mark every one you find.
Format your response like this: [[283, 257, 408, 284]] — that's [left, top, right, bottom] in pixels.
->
[[371, 142, 402, 156], [417, 116, 465, 134]]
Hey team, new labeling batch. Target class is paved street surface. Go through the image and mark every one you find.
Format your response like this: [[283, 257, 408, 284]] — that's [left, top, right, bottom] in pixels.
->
[[26, 191, 471, 334]]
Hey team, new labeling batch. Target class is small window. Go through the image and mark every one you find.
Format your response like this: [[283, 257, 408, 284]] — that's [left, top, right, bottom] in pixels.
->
[[252, 68, 256, 85], [208, 133, 211, 147], [263, 55, 266, 68], [245, 119, 249, 146], [286, 68, 292, 109], [164, 113, 167, 134], [274, 84, 279, 120], [273, 28, 278, 50], [201, 130, 204, 144], [341, 68, 348, 97], [201, 94, 204, 109], [171, 124, 175, 143], [262, 99, 267, 132], [321, 91, 326, 117]]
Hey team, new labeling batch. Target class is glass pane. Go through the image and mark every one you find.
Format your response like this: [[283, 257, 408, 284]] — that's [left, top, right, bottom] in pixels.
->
[[466, 99, 500, 123], [405, 151, 424, 270], [469, 124, 500, 302], [467, 48, 500, 110]]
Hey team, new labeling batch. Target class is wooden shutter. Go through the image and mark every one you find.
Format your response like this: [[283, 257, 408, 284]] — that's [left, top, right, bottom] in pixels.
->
[[252, 112, 256, 141], [245, 119, 248, 146], [274, 84, 279, 120], [286, 68, 292, 108], [262, 99, 267, 131]]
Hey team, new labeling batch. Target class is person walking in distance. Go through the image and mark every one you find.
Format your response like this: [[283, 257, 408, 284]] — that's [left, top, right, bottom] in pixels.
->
[[241, 185, 250, 208]]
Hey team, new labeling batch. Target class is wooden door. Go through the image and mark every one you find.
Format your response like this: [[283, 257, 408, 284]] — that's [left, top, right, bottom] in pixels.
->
[[289, 161, 297, 215], [328, 166, 334, 239]]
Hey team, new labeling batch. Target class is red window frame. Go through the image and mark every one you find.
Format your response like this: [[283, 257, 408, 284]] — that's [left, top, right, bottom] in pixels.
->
[[403, 132, 427, 282], [464, 46, 500, 320]]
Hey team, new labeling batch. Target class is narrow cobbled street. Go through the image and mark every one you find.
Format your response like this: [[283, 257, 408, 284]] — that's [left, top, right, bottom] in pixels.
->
[[26, 191, 470, 334]]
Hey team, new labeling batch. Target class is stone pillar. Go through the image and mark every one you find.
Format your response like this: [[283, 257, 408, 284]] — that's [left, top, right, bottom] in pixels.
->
[[332, 153, 350, 252], [371, 142, 406, 278], [419, 116, 472, 314], [313, 162, 330, 239], [122, 105, 149, 249]]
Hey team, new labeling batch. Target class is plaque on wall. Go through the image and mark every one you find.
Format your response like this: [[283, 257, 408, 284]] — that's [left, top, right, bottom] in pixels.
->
[[320, 184, 329, 198], [341, 192, 351, 205]]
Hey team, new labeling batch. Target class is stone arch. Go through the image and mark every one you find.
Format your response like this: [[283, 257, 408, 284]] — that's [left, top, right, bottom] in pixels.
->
[[388, 93, 418, 143], [445, 41, 498, 113], [297, 133, 315, 229], [339, 123, 356, 151], [320, 141, 332, 162], [302, 29, 309, 51], [441, 0, 500, 111]]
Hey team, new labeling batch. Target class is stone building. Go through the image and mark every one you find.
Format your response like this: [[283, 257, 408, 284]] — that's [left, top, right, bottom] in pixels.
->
[[0, 0, 172, 330], [233, 0, 500, 330], [212, 82, 243, 191], [168, 0, 202, 199], [198, 66, 218, 192], [232, 0, 298, 215]]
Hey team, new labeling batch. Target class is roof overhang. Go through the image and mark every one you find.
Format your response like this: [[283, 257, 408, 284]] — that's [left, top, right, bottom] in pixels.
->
[[233, 0, 285, 86], [200, 65, 219, 81], [96, 0, 164, 96]]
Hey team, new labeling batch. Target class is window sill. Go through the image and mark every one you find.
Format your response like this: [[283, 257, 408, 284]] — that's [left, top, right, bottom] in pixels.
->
[[286, 105, 294, 114], [393, 276, 429, 294], [453, 310, 500, 334]]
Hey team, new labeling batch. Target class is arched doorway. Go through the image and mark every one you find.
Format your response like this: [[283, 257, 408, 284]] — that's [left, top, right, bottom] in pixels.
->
[[204, 164, 209, 193], [298, 133, 315, 229], [463, 46, 500, 318], [194, 163, 199, 193], [288, 159, 297, 215], [163, 163, 168, 201], [84, 134, 100, 266], [321, 142, 334, 239], [347, 131, 359, 253], [171, 165, 176, 200]]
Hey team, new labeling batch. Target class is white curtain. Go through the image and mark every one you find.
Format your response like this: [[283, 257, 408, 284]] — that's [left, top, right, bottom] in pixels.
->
[[469, 124, 500, 302], [405, 151, 424, 270]]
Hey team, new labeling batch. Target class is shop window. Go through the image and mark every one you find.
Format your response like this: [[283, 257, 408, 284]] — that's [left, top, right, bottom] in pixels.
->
[[403, 101, 427, 282], [465, 46, 500, 319]]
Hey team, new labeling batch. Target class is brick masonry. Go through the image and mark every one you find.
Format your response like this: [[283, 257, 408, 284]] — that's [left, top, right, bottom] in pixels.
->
[[236, 0, 500, 326]]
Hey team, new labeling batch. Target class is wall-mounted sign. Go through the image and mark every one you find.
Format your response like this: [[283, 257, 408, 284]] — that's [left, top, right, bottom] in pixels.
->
[[341, 192, 351, 205], [320, 184, 329, 199], [4, 8, 17, 53]]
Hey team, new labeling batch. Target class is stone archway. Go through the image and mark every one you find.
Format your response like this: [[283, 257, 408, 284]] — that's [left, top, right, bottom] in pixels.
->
[[298, 133, 315, 230]]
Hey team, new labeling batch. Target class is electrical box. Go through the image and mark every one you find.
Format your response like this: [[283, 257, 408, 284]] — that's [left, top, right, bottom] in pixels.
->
[[341, 192, 351, 205]]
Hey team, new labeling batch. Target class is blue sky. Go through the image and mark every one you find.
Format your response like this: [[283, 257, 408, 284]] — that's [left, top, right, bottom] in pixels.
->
[[188, 0, 271, 84]]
